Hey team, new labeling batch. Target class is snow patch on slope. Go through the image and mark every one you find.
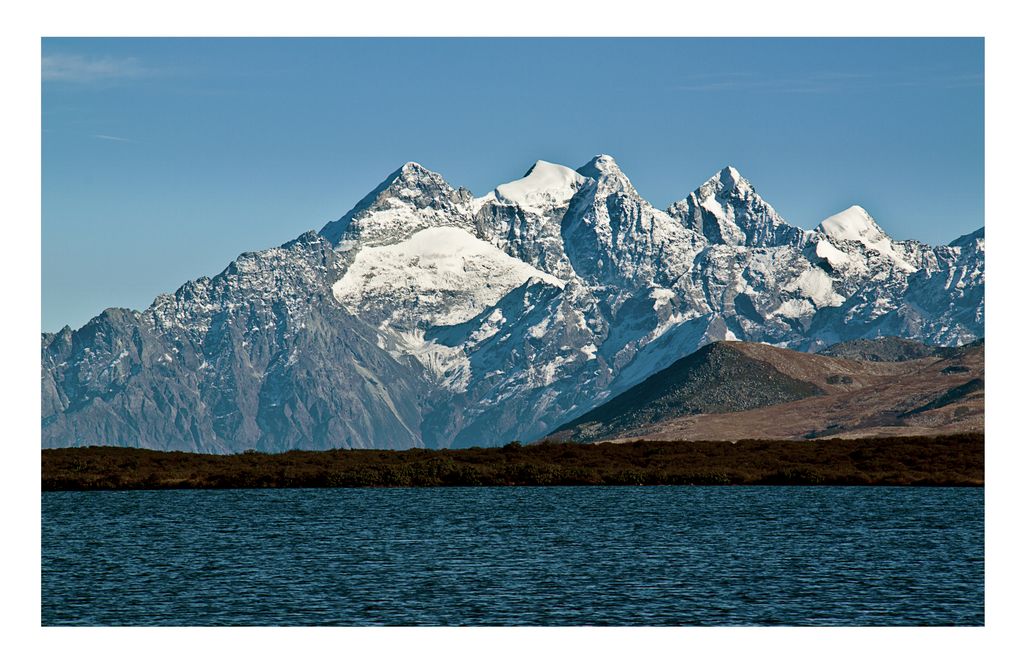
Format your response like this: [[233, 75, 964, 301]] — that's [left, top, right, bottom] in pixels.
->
[[651, 288, 676, 311], [333, 227, 565, 329], [784, 267, 844, 307], [813, 238, 851, 267], [390, 329, 471, 392]]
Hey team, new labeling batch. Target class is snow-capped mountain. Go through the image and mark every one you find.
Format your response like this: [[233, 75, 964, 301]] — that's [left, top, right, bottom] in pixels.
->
[[41, 156, 985, 451], [667, 166, 806, 247]]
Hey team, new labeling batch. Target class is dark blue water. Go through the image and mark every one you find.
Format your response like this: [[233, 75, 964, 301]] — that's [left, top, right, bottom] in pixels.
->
[[41, 486, 983, 626]]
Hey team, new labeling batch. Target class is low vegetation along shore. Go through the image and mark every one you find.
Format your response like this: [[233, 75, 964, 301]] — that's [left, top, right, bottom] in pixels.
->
[[42, 434, 983, 490]]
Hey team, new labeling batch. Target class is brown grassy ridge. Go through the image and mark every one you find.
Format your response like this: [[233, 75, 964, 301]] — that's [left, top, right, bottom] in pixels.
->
[[41, 433, 983, 490]]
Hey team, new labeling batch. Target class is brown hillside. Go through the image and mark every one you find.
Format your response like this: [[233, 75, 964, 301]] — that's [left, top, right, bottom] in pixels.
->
[[550, 340, 983, 442]]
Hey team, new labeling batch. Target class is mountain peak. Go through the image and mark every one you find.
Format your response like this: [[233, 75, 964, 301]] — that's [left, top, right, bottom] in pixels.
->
[[319, 161, 470, 246], [815, 205, 916, 271], [667, 166, 802, 247], [577, 154, 622, 179], [701, 165, 753, 197], [523, 159, 569, 178], [388, 160, 443, 183], [575, 154, 638, 199], [949, 226, 984, 248], [816, 205, 882, 241], [716, 165, 743, 189], [489, 160, 585, 213]]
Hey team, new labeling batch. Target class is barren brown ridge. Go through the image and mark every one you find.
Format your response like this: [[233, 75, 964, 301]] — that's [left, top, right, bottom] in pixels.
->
[[550, 339, 983, 443]]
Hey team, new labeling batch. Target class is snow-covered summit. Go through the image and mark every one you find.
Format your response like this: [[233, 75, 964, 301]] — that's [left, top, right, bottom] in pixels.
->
[[471, 160, 589, 279], [711, 166, 751, 194], [562, 154, 703, 287], [486, 160, 586, 215], [576, 154, 636, 195], [817, 205, 882, 240], [577, 154, 620, 176], [815, 205, 915, 272], [667, 166, 804, 247], [320, 160, 475, 249]]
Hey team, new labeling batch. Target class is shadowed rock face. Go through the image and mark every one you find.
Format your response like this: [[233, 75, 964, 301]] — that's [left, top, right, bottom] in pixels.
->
[[42, 157, 985, 452]]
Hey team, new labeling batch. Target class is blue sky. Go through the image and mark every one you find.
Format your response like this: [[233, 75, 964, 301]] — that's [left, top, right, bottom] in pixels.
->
[[42, 38, 983, 332]]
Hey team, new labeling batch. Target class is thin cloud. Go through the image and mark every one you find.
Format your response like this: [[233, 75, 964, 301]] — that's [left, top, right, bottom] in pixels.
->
[[673, 77, 837, 93], [671, 71, 844, 93], [42, 53, 154, 84], [671, 70, 979, 94], [932, 73, 984, 89], [92, 134, 133, 143]]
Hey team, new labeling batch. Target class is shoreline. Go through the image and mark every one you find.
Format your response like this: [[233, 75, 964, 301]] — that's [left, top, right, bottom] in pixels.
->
[[42, 434, 983, 491]]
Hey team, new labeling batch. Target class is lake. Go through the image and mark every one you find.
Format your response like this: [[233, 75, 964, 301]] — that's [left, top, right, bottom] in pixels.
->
[[41, 486, 983, 625]]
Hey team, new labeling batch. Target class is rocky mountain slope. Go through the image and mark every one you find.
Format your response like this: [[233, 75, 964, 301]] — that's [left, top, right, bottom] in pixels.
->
[[42, 234, 434, 452], [42, 156, 985, 451], [549, 339, 984, 443], [818, 336, 975, 362]]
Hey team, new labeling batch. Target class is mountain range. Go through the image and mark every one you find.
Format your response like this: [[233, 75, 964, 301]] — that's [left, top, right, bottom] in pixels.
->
[[41, 156, 985, 452]]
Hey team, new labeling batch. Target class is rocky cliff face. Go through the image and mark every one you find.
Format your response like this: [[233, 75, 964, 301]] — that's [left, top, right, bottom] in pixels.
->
[[667, 166, 806, 247], [42, 234, 432, 451], [42, 156, 985, 451]]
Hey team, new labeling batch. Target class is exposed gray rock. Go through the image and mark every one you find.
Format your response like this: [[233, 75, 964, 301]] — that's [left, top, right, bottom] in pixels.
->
[[42, 233, 433, 452], [667, 166, 806, 247]]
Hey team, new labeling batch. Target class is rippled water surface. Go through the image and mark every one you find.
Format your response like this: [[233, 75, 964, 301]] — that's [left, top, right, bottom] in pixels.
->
[[42, 486, 983, 625]]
